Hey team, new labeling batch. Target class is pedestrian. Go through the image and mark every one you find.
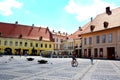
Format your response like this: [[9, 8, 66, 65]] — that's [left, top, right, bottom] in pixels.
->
[[20, 52, 22, 57], [24, 51, 27, 57], [90, 55, 93, 65]]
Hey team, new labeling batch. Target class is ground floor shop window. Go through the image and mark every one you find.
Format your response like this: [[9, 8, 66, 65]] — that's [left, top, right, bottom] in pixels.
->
[[94, 48, 98, 57], [84, 49, 87, 57], [99, 48, 103, 57]]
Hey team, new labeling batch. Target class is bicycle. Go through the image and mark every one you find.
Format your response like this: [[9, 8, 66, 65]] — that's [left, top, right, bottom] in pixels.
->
[[71, 60, 78, 67]]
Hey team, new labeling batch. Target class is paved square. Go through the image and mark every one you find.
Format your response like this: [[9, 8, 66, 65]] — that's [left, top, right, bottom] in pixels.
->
[[0, 56, 120, 80]]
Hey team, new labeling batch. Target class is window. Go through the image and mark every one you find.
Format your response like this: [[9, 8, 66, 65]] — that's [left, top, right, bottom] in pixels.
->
[[90, 25, 95, 32], [40, 44, 43, 48], [103, 21, 109, 28], [84, 38, 87, 45], [49, 44, 51, 48], [10, 41, 13, 46], [20, 42, 22, 46], [108, 33, 112, 43], [75, 44, 78, 48], [119, 32, 120, 42], [36, 43, 38, 47], [0, 32, 1, 37], [61, 39, 63, 43], [15, 41, 18, 46], [4, 40, 7, 45], [45, 44, 47, 48], [56, 38, 58, 42], [102, 34, 106, 43], [30, 43, 33, 47], [96, 36, 100, 44], [0, 40, 1, 45], [94, 48, 98, 57], [25, 42, 27, 47], [53, 38, 55, 42], [99, 48, 103, 57], [84, 49, 87, 57], [56, 44, 58, 49], [89, 37, 92, 45]]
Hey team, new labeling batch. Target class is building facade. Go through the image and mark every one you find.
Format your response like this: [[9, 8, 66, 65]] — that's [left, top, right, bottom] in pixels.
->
[[0, 22, 54, 55], [64, 27, 83, 58], [81, 7, 120, 59], [51, 30, 68, 56]]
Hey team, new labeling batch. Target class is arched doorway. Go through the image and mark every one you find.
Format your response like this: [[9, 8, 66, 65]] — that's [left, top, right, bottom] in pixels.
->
[[15, 48, 21, 55], [31, 47, 37, 56], [4, 48, 12, 55]]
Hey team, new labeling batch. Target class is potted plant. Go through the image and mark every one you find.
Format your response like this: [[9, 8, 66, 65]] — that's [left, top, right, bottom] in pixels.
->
[[27, 58, 34, 61], [38, 59, 48, 64]]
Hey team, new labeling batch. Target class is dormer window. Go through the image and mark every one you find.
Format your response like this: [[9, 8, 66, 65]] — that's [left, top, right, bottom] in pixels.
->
[[78, 34, 81, 37], [66, 37, 69, 40], [103, 21, 109, 28], [39, 36, 42, 41], [19, 34, 22, 38], [0, 32, 2, 37], [90, 25, 95, 32]]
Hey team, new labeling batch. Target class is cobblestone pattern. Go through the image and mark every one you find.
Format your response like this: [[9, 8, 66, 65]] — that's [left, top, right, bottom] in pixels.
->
[[0, 56, 120, 80]]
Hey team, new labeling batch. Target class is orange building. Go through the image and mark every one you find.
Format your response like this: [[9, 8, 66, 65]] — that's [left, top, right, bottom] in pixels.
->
[[81, 7, 120, 59]]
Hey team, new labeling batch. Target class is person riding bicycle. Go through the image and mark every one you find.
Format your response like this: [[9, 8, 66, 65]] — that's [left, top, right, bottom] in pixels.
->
[[72, 51, 76, 62], [71, 51, 78, 67]]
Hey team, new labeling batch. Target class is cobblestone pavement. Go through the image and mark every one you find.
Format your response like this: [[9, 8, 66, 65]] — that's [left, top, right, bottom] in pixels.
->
[[0, 56, 120, 80]]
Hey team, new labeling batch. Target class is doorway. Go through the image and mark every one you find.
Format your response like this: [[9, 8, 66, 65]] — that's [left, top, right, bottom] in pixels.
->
[[88, 49, 91, 57], [107, 47, 115, 59], [4, 48, 12, 55]]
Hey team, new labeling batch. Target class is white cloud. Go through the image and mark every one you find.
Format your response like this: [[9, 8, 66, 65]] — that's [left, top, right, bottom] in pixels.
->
[[0, 0, 23, 16], [65, 0, 117, 22]]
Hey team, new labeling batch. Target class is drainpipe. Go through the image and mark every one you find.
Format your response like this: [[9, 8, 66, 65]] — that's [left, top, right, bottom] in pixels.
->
[[115, 29, 118, 59]]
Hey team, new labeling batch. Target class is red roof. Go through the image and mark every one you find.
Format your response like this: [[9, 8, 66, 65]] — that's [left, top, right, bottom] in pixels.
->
[[0, 22, 53, 41], [68, 25, 89, 39]]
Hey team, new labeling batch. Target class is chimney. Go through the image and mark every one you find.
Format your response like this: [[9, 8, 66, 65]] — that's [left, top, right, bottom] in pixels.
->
[[66, 33, 68, 36], [106, 7, 112, 15], [79, 26, 82, 31], [58, 31, 60, 34], [91, 17, 93, 22], [52, 30, 54, 32], [32, 24, 34, 27], [15, 21, 18, 24]]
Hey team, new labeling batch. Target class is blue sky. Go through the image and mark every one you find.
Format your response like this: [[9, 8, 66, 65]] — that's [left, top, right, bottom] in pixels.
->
[[0, 0, 119, 34]]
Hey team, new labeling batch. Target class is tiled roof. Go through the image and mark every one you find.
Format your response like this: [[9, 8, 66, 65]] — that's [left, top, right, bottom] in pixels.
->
[[68, 23, 90, 39], [68, 28, 82, 39], [52, 31, 68, 39], [0, 22, 53, 41], [82, 7, 120, 34]]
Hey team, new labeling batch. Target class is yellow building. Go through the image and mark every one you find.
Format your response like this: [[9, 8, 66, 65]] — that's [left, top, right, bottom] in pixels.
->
[[65, 27, 82, 57], [0, 22, 54, 55]]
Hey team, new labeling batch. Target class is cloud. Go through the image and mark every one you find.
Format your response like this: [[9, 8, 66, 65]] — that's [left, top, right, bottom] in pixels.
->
[[0, 0, 23, 16], [65, 0, 117, 22]]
